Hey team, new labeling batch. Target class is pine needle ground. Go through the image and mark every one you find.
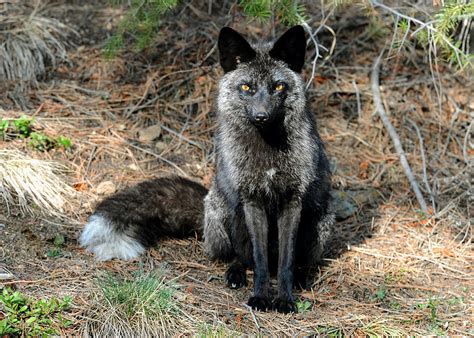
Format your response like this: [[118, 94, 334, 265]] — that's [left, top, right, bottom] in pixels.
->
[[0, 1, 471, 336]]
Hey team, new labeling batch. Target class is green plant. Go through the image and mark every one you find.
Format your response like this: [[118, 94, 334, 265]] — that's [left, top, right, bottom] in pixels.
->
[[416, 297, 448, 334], [328, 0, 474, 69], [0, 119, 9, 138], [105, 0, 308, 57], [373, 0, 473, 69], [46, 234, 66, 257], [87, 270, 193, 335], [97, 270, 176, 319], [239, 0, 271, 21], [29, 132, 55, 151], [104, 0, 179, 58], [56, 135, 72, 149], [315, 326, 344, 337], [371, 286, 387, 302], [0, 288, 72, 336], [239, 0, 306, 25], [47, 249, 62, 257], [427, 298, 439, 323], [13, 115, 33, 137], [28, 132, 73, 152], [296, 299, 312, 313], [197, 323, 236, 337]]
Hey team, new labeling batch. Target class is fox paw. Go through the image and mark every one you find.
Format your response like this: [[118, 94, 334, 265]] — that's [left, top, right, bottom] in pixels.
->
[[247, 296, 270, 311], [225, 265, 247, 289], [272, 298, 297, 313]]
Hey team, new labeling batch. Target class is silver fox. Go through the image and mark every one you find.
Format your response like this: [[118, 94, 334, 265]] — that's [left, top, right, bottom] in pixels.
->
[[80, 26, 335, 313]]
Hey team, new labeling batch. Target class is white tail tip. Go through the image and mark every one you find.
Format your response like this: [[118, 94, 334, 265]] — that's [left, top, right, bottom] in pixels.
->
[[79, 214, 145, 261]]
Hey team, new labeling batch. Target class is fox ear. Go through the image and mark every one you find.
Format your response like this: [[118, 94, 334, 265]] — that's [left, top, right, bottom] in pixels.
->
[[218, 27, 257, 73], [269, 25, 306, 73]]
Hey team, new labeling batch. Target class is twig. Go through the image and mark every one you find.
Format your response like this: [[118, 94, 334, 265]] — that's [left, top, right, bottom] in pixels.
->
[[370, 0, 464, 66], [371, 50, 429, 213], [407, 118, 435, 212], [109, 129, 188, 176], [351, 247, 470, 276], [352, 80, 362, 120], [299, 10, 335, 91], [161, 124, 203, 150], [126, 141, 188, 177], [243, 304, 260, 330], [84, 145, 97, 181], [462, 119, 473, 166]]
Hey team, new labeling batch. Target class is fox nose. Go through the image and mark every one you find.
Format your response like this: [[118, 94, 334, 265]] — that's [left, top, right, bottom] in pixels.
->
[[255, 112, 269, 123]]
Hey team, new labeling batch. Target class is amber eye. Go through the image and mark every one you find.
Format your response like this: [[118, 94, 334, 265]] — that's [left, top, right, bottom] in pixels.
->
[[241, 84, 250, 91], [275, 83, 285, 91]]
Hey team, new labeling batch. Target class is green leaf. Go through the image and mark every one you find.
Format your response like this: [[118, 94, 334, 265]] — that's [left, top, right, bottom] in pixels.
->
[[54, 234, 65, 247], [26, 316, 37, 325], [56, 135, 72, 149]]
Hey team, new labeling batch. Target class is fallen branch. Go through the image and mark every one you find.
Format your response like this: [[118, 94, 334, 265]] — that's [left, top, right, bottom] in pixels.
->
[[371, 51, 429, 213]]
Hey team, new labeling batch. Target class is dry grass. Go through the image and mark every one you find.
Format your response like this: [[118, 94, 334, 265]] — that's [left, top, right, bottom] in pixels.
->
[[0, 149, 77, 217], [0, 1, 472, 336], [0, 1, 75, 95]]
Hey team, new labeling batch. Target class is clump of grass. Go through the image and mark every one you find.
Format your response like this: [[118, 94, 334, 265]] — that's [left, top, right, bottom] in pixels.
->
[[0, 288, 72, 336], [0, 2, 76, 91], [197, 322, 239, 337], [359, 321, 405, 337], [84, 270, 191, 336], [0, 149, 76, 217], [46, 234, 66, 258], [99, 271, 175, 317]]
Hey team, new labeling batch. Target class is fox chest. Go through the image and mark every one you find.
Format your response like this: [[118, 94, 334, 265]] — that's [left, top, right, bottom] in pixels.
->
[[227, 149, 312, 198]]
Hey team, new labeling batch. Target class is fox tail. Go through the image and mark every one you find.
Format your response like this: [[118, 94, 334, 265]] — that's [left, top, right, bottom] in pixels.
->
[[79, 176, 208, 261]]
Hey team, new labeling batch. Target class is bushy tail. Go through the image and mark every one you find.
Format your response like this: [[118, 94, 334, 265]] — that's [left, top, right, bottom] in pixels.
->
[[79, 176, 208, 261]]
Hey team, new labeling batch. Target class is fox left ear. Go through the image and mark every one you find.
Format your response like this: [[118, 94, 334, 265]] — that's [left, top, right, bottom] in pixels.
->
[[269, 25, 306, 73]]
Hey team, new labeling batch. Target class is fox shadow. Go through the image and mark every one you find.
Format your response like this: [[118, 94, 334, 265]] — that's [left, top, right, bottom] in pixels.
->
[[323, 188, 381, 262]]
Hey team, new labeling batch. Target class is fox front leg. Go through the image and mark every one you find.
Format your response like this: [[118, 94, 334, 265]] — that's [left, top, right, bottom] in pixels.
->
[[273, 200, 302, 313], [243, 201, 271, 311]]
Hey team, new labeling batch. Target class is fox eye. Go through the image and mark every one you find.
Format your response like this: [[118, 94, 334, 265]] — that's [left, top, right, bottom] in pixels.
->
[[274, 82, 286, 92], [241, 84, 251, 92]]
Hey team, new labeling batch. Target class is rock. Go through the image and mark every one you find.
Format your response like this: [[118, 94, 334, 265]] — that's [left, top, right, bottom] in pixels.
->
[[95, 181, 116, 195], [155, 141, 168, 152], [0, 272, 15, 280], [330, 189, 380, 220], [128, 163, 139, 171], [331, 190, 358, 220], [139, 124, 162, 143]]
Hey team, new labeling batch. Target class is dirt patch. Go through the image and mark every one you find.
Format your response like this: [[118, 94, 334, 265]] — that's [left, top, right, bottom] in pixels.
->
[[1, 1, 472, 336]]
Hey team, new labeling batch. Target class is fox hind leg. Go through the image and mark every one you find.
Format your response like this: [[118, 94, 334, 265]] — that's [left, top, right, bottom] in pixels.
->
[[203, 188, 233, 261]]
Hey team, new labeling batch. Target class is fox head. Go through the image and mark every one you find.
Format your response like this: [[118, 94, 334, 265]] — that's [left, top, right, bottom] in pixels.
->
[[217, 26, 307, 132]]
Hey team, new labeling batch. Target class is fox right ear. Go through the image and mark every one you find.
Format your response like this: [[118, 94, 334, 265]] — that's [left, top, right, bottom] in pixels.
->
[[218, 27, 257, 73]]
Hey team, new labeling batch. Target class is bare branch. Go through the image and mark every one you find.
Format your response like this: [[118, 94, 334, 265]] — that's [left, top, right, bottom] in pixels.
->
[[371, 50, 429, 213], [407, 118, 436, 212]]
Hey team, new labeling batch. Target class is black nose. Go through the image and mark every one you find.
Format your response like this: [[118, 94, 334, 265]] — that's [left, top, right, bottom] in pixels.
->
[[255, 112, 269, 123]]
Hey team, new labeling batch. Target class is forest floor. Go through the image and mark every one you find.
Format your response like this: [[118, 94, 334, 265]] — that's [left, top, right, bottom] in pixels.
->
[[0, 2, 472, 336]]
